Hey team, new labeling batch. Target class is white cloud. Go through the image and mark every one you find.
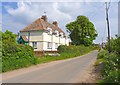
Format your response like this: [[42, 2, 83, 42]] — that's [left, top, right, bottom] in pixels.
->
[[4, 1, 72, 33], [2, 1, 118, 44]]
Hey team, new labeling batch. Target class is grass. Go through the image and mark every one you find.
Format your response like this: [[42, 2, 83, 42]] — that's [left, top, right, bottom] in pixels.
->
[[36, 47, 97, 64], [2, 45, 99, 73]]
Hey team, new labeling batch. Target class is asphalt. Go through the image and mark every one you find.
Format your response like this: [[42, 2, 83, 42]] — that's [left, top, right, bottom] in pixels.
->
[[2, 50, 98, 83]]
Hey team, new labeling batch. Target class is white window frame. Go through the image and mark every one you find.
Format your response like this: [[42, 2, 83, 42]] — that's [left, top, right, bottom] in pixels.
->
[[32, 42, 37, 49], [47, 27, 52, 35], [47, 42, 52, 49], [55, 43, 58, 49], [54, 30, 59, 36]]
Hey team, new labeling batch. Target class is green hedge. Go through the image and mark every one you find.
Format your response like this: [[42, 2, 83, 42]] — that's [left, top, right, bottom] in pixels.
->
[[2, 43, 38, 72], [36, 45, 98, 65], [97, 37, 120, 84], [57, 45, 98, 59], [2, 30, 38, 72]]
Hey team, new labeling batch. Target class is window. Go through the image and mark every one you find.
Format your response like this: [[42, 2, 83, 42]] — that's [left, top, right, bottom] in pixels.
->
[[47, 27, 52, 35], [47, 42, 52, 49], [55, 43, 58, 49], [32, 42, 37, 49], [54, 30, 59, 36], [59, 32, 64, 37]]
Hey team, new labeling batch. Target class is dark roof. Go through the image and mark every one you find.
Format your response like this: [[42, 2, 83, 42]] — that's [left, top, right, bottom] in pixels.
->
[[20, 17, 65, 34]]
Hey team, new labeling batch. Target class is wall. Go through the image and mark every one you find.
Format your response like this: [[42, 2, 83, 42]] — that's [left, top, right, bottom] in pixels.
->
[[19, 31, 44, 51], [19, 30, 70, 52]]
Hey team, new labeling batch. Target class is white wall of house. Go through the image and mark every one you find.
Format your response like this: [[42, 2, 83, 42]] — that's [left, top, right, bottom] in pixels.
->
[[19, 30, 70, 52]]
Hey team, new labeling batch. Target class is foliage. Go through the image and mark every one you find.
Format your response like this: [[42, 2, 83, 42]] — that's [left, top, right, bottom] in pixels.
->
[[66, 15, 98, 46], [105, 37, 120, 54], [97, 50, 108, 59], [36, 45, 98, 65], [97, 37, 120, 84], [58, 45, 98, 57], [2, 30, 17, 43], [2, 30, 38, 72], [2, 30, 99, 72]]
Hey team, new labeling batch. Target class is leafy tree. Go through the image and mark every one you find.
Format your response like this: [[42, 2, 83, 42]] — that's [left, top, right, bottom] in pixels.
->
[[2, 30, 17, 44], [66, 15, 98, 46]]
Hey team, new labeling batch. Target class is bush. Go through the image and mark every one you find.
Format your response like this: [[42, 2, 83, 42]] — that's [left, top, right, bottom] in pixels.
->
[[97, 50, 108, 59], [58, 45, 97, 57], [36, 45, 97, 65], [2, 30, 38, 72], [99, 70, 120, 84], [2, 43, 38, 72], [105, 37, 120, 54], [97, 36, 120, 84]]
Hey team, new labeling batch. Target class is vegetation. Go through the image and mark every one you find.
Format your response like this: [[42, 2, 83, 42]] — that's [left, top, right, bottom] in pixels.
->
[[0, 31, 2, 72], [66, 15, 98, 46], [2, 30, 99, 72], [96, 36, 120, 84], [2, 30, 38, 72], [36, 45, 99, 64]]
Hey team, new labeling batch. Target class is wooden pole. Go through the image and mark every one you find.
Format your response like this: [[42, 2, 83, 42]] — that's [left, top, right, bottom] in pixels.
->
[[105, 2, 111, 53]]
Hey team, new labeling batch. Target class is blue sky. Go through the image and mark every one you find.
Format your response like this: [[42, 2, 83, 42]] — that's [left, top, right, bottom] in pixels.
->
[[1, 0, 119, 44]]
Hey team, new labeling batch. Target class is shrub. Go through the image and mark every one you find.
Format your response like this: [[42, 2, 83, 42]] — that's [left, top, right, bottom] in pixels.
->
[[2, 43, 38, 72], [97, 50, 108, 59], [58, 45, 97, 57], [2, 30, 38, 72], [99, 70, 120, 84], [97, 37, 120, 84]]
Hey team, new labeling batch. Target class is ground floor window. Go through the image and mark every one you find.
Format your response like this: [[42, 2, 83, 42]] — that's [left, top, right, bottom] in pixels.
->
[[55, 43, 58, 49], [32, 42, 37, 49], [47, 42, 52, 49]]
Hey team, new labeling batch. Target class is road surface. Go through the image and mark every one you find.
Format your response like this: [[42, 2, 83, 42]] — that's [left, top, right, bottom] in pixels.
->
[[2, 50, 98, 83]]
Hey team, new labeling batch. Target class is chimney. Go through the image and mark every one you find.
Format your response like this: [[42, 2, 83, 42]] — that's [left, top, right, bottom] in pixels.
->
[[41, 15, 48, 22], [53, 21, 58, 27]]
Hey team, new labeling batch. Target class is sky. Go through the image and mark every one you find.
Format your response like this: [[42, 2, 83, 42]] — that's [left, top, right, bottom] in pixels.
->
[[1, 0, 119, 44]]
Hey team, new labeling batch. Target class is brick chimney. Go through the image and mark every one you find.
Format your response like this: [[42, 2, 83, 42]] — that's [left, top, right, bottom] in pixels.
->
[[41, 15, 48, 22], [53, 21, 58, 27]]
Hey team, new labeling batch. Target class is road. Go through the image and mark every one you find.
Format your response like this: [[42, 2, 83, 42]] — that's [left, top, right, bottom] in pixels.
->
[[2, 50, 98, 83]]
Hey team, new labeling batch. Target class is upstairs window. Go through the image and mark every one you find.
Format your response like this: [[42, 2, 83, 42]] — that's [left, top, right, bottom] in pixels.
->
[[32, 42, 37, 49], [53, 30, 59, 36], [47, 27, 52, 35], [59, 32, 63, 37]]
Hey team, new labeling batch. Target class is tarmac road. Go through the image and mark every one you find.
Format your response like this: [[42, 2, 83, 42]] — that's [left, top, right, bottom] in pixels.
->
[[2, 50, 98, 83]]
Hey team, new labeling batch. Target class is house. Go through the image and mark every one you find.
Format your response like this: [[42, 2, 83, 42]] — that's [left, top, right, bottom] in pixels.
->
[[17, 15, 70, 55]]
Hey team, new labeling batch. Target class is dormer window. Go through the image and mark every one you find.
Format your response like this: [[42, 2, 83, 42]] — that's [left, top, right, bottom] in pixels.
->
[[53, 30, 59, 36], [47, 27, 52, 35], [59, 32, 63, 37]]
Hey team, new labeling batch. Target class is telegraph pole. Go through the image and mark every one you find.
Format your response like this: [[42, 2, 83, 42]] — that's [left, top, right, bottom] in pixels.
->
[[105, 2, 111, 53]]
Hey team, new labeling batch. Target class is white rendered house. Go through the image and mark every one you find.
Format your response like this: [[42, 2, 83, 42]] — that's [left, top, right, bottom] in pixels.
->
[[17, 15, 70, 55]]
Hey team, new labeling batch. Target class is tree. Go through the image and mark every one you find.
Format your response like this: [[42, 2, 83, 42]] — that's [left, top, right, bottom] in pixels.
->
[[2, 30, 17, 44], [66, 15, 98, 46]]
